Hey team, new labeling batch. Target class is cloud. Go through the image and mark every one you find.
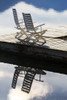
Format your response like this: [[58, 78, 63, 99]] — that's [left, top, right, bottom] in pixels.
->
[[0, 63, 15, 100], [7, 81, 52, 100], [11, 2, 67, 25], [0, 1, 67, 34]]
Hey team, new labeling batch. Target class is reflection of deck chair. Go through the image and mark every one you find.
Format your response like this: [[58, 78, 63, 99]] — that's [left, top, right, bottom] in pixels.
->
[[22, 13, 47, 44], [12, 66, 46, 93]]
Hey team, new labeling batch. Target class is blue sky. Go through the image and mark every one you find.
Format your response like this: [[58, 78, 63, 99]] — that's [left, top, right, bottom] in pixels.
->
[[0, 0, 67, 12]]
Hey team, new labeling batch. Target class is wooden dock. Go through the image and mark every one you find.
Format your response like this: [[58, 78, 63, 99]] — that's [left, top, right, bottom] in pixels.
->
[[0, 33, 67, 74]]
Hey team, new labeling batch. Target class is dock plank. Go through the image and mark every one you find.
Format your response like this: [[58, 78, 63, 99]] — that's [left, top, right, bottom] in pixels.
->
[[0, 33, 67, 51], [0, 33, 67, 74]]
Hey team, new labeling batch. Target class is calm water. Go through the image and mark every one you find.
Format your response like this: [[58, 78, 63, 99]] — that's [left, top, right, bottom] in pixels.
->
[[0, 62, 67, 100]]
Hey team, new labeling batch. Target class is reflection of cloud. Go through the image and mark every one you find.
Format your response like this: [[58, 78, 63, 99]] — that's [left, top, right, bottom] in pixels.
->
[[0, 71, 4, 78], [0, 62, 67, 100], [0, 70, 13, 78], [0, 63, 14, 79], [0, 63, 52, 100], [0, 63, 15, 73], [8, 81, 52, 100], [0, 1, 67, 34], [45, 71, 67, 93], [46, 89, 67, 100], [0, 63, 14, 100]]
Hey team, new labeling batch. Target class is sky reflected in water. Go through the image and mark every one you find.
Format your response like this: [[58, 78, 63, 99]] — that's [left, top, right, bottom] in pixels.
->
[[0, 62, 67, 100]]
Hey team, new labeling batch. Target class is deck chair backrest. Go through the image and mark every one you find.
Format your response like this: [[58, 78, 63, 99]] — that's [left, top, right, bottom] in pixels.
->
[[22, 13, 35, 31], [12, 9, 20, 28]]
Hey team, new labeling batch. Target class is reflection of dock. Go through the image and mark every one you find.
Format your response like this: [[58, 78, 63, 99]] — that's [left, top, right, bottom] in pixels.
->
[[0, 33, 67, 74]]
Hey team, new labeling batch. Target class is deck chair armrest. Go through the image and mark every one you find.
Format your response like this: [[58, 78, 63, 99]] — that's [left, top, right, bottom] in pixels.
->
[[34, 24, 45, 29]]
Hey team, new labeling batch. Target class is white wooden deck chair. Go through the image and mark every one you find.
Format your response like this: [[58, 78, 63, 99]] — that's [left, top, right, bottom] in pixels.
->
[[12, 9, 28, 39], [22, 13, 47, 44], [12, 9, 34, 41]]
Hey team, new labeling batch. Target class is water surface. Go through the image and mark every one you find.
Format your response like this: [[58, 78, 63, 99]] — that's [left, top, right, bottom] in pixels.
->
[[0, 62, 67, 100]]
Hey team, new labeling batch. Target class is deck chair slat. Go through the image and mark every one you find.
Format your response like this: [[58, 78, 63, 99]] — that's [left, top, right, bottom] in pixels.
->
[[22, 13, 47, 43], [22, 13, 34, 31], [12, 9, 20, 28]]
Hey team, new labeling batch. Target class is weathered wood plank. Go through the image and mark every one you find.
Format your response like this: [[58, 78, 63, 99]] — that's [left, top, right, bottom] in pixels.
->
[[0, 33, 67, 74]]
